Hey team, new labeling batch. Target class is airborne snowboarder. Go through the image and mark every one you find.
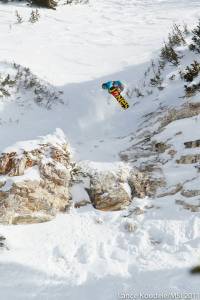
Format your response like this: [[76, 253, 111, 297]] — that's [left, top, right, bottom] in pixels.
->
[[102, 81, 129, 110]]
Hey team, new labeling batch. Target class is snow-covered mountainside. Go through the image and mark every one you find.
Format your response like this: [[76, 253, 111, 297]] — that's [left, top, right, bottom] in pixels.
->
[[0, 1, 200, 299]]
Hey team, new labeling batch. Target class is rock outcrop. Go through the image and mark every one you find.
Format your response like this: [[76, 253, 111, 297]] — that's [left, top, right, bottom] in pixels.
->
[[128, 169, 165, 198], [0, 130, 73, 224], [160, 102, 200, 128], [181, 189, 200, 198], [184, 139, 200, 149], [86, 171, 131, 211], [176, 154, 200, 164], [152, 141, 169, 154], [80, 162, 164, 211]]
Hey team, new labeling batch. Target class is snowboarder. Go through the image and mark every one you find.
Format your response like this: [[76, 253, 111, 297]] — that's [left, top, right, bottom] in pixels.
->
[[102, 81, 124, 93], [102, 80, 129, 109]]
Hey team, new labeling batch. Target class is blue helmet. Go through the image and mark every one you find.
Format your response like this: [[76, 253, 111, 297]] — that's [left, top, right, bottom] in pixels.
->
[[102, 83, 107, 89]]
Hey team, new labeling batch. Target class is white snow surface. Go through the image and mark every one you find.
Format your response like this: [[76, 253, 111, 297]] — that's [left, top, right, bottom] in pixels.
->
[[0, 0, 200, 299]]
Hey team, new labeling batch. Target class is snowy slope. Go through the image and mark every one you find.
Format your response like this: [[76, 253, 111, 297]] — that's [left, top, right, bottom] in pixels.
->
[[1, 208, 200, 300], [0, 0, 199, 85], [0, 1, 200, 299], [0, 0, 200, 161]]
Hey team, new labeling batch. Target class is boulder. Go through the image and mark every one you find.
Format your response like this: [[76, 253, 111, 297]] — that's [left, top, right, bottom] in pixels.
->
[[84, 164, 164, 211], [86, 172, 131, 211]]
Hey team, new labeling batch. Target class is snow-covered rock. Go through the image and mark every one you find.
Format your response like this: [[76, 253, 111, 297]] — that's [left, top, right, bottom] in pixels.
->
[[0, 129, 73, 224], [86, 171, 131, 211]]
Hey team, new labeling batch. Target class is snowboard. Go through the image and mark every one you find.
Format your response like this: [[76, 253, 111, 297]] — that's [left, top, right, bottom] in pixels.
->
[[109, 87, 129, 109]]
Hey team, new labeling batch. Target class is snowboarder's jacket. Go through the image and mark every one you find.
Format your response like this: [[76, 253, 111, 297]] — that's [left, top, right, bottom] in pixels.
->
[[102, 81, 124, 93]]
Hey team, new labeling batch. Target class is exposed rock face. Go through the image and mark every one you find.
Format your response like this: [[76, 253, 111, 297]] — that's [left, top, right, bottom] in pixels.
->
[[86, 172, 131, 211], [181, 189, 200, 198], [0, 135, 165, 219], [152, 141, 169, 153], [0, 132, 73, 224], [184, 139, 200, 149], [128, 169, 166, 198], [160, 102, 200, 128], [82, 163, 165, 211], [176, 154, 200, 164]]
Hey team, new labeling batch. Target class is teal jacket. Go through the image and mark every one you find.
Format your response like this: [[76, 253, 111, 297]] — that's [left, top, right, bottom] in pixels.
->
[[102, 81, 124, 91]]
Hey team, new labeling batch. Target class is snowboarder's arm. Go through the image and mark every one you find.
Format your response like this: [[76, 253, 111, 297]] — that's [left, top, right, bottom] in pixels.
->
[[113, 81, 124, 91]]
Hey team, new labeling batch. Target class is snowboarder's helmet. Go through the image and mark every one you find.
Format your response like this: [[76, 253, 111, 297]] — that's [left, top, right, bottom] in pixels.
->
[[102, 83, 107, 89]]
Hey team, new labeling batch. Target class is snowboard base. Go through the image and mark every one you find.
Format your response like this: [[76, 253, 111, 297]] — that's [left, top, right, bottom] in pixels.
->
[[109, 87, 129, 109]]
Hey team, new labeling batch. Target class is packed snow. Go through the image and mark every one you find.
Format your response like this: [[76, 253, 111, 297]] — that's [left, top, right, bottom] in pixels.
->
[[0, 0, 200, 299]]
